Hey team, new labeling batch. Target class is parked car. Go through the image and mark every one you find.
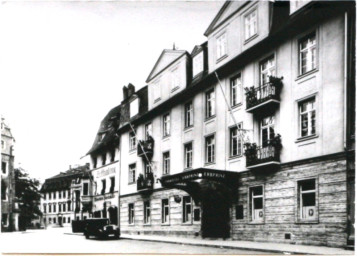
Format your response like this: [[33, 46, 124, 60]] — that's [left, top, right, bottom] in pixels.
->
[[83, 218, 120, 239]]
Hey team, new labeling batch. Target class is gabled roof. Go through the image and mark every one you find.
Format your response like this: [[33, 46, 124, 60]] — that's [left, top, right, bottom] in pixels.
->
[[204, 1, 250, 36], [191, 41, 208, 56], [120, 85, 148, 126], [145, 49, 187, 83], [86, 104, 121, 155]]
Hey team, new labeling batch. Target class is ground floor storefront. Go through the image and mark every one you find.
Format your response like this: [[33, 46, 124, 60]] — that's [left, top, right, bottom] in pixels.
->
[[120, 152, 354, 248], [92, 192, 119, 225]]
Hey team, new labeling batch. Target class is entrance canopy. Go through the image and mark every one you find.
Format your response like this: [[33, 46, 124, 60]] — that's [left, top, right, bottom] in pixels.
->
[[160, 168, 239, 204]]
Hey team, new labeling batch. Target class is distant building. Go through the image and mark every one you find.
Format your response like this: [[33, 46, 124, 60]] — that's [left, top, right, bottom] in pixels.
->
[[40, 165, 91, 227], [1, 118, 19, 232]]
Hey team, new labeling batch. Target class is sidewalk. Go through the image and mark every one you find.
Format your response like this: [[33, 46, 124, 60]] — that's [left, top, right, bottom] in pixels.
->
[[120, 234, 354, 255]]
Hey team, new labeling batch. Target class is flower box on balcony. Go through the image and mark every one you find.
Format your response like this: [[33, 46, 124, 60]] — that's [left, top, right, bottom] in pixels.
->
[[137, 173, 154, 192]]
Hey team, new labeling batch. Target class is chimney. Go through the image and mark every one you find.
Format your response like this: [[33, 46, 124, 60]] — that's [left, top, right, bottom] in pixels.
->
[[127, 83, 135, 98], [123, 86, 128, 100]]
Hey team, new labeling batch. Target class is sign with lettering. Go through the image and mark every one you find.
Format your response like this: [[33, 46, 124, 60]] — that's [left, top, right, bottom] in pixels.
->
[[96, 166, 116, 178], [94, 193, 116, 201]]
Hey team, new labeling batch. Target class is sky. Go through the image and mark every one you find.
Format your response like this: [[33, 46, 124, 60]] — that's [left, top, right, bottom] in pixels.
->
[[0, 0, 224, 182]]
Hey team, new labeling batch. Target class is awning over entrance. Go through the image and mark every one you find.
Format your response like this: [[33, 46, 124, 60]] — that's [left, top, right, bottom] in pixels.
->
[[160, 168, 239, 238]]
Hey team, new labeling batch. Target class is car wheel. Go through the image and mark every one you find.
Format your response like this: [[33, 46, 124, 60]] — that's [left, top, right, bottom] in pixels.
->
[[85, 233, 89, 239], [114, 234, 120, 239]]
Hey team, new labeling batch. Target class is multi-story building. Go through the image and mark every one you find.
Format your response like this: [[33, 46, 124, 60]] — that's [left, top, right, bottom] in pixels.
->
[[40, 165, 91, 227], [1, 118, 19, 231], [85, 103, 121, 224], [115, 1, 355, 248]]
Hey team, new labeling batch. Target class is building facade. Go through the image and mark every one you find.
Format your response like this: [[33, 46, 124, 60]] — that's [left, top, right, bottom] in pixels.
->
[[86, 104, 121, 225], [115, 1, 355, 248], [1, 118, 19, 232], [40, 165, 91, 227]]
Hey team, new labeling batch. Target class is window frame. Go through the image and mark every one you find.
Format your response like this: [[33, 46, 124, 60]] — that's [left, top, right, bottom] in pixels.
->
[[260, 115, 275, 147], [229, 123, 243, 158], [161, 198, 170, 225], [128, 164, 136, 184], [109, 176, 115, 193], [144, 122, 153, 140], [205, 134, 215, 164], [83, 183, 89, 196], [205, 89, 216, 119], [163, 113, 171, 138], [249, 185, 264, 223], [162, 151, 170, 175], [244, 8, 258, 41], [230, 73, 243, 107], [144, 201, 151, 225], [192, 51, 204, 77], [171, 68, 181, 92], [128, 203, 135, 225], [182, 196, 192, 224], [184, 142, 193, 170], [298, 96, 317, 138], [216, 32, 227, 61], [298, 31, 317, 76], [129, 131, 137, 151], [296, 178, 319, 223], [184, 101, 194, 129], [1, 161, 7, 175], [259, 54, 276, 86]]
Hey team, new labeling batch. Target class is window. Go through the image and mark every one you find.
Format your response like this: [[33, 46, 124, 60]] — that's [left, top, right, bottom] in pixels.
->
[[102, 153, 106, 166], [59, 203, 62, 212], [110, 177, 115, 193], [53, 217, 56, 224], [163, 113, 170, 137], [193, 207, 201, 222], [49, 192, 52, 200], [53, 204, 57, 213], [205, 135, 215, 164], [216, 33, 227, 59], [67, 201, 71, 211], [128, 203, 134, 224], [129, 131, 136, 150], [1, 140, 5, 150], [53, 192, 56, 199], [231, 74, 242, 106], [68, 217, 71, 223], [298, 179, 317, 220], [83, 183, 89, 196], [130, 98, 139, 118], [182, 196, 192, 223], [245, 10, 257, 40], [63, 218, 66, 224], [144, 201, 151, 224], [205, 89, 215, 118], [193, 52, 204, 77], [260, 55, 275, 85], [129, 164, 136, 184], [230, 124, 243, 157], [184, 143, 193, 169], [184, 102, 193, 128], [93, 157, 97, 169], [59, 191, 62, 199], [1, 180, 7, 200], [299, 97, 316, 137], [299, 32, 317, 75], [144, 162, 152, 178], [44, 193, 46, 200], [111, 149, 116, 162], [101, 179, 106, 195], [236, 205, 244, 219], [162, 199, 169, 224], [67, 190, 70, 199], [49, 204, 52, 213], [171, 68, 180, 91], [63, 190, 65, 198], [1, 162, 6, 174], [145, 123, 152, 140], [163, 152, 170, 175], [261, 116, 275, 147], [63, 203, 66, 212], [250, 186, 264, 222]]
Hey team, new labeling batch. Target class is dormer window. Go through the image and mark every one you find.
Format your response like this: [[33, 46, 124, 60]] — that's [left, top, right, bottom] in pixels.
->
[[245, 9, 257, 41], [130, 97, 139, 118], [216, 33, 227, 60], [153, 81, 161, 103], [193, 52, 204, 77]]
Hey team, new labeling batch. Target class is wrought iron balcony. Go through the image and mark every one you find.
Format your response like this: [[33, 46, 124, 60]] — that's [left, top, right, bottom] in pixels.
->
[[137, 137, 154, 159], [137, 173, 154, 192], [245, 77, 283, 113], [244, 135, 282, 169]]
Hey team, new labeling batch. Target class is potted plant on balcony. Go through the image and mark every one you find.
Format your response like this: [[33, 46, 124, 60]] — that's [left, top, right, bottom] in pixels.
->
[[268, 76, 283, 95], [137, 173, 144, 188], [244, 142, 258, 162], [268, 134, 282, 151], [244, 86, 257, 108]]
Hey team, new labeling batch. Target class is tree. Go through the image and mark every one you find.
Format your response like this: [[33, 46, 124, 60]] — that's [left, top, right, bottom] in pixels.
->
[[14, 168, 42, 228]]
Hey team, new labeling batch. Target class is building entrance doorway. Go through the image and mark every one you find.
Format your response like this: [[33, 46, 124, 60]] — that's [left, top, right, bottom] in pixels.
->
[[108, 206, 118, 225]]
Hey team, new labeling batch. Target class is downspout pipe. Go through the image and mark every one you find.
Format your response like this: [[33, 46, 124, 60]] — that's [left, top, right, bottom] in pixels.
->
[[343, 11, 348, 151]]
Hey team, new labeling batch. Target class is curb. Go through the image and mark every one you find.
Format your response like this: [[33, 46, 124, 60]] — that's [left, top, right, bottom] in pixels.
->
[[121, 236, 311, 255], [64, 232, 83, 236]]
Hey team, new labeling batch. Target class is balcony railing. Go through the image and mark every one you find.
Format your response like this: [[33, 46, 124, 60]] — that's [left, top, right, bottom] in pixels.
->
[[137, 173, 154, 191], [137, 137, 154, 159], [244, 135, 282, 169], [245, 77, 283, 113]]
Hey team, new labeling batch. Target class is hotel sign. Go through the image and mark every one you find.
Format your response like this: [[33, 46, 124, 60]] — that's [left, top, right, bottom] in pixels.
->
[[94, 193, 115, 201], [161, 168, 238, 187], [96, 166, 116, 178]]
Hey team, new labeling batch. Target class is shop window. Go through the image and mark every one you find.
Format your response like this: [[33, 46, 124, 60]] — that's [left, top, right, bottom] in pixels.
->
[[182, 196, 192, 223], [128, 203, 134, 224], [184, 142, 193, 169], [299, 32, 317, 75], [184, 102, 194, 128], [205, 89, 215, 118], [236, 205, 244, 219], [231, 73, 242, 106], [298, 179, 317, 221], [129, 131, 136, 151], [144, 201, 151, 224], [230, 123, 243, 157], [299, 97, 316, 137], [83, 183, 89, 196], [163, 113, 171, 137], [101, 179, 106, 195], [250, 186, 264, 222], [110, 177, 115, 193], [163, 152, 170, 175], [162, 199, 169, 224], [205, 135, 215, 164], [129, 164, 136, 184]]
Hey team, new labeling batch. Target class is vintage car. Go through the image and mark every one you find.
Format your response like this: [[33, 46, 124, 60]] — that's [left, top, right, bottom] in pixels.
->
[[83, 218, 120, 239]]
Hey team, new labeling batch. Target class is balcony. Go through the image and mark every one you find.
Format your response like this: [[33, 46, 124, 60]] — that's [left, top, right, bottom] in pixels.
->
[[244, 135, 282, 170], [137, 137, 154, 159], [245, 77, 283, 114], [137, 173, 154, 192]]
